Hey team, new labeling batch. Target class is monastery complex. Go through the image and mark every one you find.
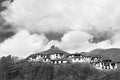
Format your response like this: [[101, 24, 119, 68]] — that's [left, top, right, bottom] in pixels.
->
[[26, 45, 118, 70]]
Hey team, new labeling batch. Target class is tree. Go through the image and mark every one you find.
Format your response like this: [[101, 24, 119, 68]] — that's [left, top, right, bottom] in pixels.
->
[[0, 55, 13, 80]]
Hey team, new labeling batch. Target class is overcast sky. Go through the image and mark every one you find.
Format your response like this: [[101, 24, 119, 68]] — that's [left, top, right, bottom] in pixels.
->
[[0, 0, 120, 58]]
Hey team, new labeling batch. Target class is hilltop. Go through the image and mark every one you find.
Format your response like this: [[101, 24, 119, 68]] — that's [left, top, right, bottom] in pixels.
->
[[26, 45, 69, 60]]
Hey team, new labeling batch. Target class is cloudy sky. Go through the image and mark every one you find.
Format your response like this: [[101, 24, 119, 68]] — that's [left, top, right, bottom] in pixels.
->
[[0, 0, 120, 57]]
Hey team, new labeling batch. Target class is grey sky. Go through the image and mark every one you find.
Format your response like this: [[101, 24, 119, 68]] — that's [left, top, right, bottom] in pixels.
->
[[0, 0, 120, 57]]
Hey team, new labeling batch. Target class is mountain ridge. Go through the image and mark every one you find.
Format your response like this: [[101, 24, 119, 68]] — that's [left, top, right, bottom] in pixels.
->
[[88, 48, 120, 62], [26, 46, 120, 62]]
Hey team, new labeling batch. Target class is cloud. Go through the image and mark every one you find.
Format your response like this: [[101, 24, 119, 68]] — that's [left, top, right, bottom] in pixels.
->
[[0, 1, 16, 43], [44, 32, 66, 41], [86, 26, 117, 43], [2, 0, 71, 33], [0, 29, 48, 57], [2, 0, 120, 32], [0, 0, 120, 57]]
